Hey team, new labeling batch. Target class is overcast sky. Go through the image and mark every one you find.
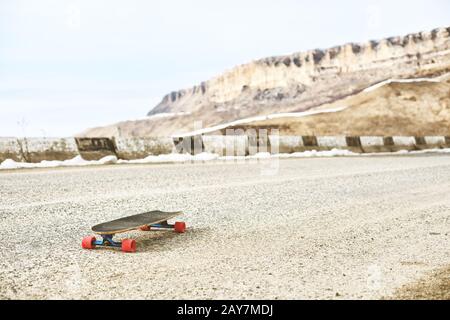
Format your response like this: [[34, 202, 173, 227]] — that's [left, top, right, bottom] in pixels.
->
[[1, 0, 449, 137]]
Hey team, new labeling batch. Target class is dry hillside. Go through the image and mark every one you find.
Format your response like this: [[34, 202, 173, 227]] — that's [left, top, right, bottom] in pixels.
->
[[229, 77, 450, 136]]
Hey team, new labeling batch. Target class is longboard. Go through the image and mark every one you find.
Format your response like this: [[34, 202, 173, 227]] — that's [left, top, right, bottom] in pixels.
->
[[82, 211, 186, 253]]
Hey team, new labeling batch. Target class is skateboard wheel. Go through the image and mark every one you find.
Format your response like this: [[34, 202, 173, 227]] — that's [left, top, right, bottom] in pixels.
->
[[121, 239, 136, 253], [139, 225, 151, 231], [174, 222, 186, 233], [82, 236, 96, 249]]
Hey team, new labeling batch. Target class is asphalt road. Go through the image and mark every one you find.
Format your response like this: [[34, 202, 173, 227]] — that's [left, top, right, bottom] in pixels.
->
[[0, 155, 449, 299]]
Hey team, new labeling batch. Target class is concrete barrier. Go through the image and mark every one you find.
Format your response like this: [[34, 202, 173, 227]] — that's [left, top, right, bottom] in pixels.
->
[[203, 135, 226, 156], [173, 135, 204, 155], [75, 137, 117, 160], [0, 137, 79, 163], [360, 136, 387, 153], [422, 136, 447, 149], [345, 136, 363, 153], [301, 136, 318, 150], [0, 138, 22, 162], [226, 135, 248, 157], [391, 136, 416, 151], [205, 134, 450, 155], [115, 137, 174, 160], [270, 136, 303, 154], [248, 131, 271, 155], [26, 138, 79, 162], [317, 136, 346, 148], [2, 135, 450, 164], [198, 135, 249, 156]]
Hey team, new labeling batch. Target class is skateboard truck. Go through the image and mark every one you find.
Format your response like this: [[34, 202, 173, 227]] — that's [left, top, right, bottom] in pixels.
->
[[82, 211, 187, 253], [82, 234, 139, 253]]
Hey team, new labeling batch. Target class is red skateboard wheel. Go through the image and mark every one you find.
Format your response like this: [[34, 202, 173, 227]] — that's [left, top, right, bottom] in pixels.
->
[[82, 236, 96, 249], [121, 239, 136, 253], [140, 225, 151, 231], [174, 222, 186, 233]]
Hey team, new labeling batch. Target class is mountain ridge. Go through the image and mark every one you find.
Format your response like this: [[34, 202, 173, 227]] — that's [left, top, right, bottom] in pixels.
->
[[81, 26, 450, 137]]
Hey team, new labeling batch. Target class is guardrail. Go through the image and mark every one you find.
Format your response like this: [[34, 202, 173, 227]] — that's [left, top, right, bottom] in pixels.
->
[[1, 135, 450, 163], [175, 135, 450, 155]]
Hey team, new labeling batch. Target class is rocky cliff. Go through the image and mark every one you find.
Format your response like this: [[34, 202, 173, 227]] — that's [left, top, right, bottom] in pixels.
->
[[82, 26, 450, 137], [226, 76, 450, 137], [150, 26, 450, 116]]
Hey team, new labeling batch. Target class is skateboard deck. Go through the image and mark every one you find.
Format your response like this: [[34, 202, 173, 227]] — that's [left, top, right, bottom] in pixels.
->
[[92, 210, 182, 235], [82, 210, 186, 253]]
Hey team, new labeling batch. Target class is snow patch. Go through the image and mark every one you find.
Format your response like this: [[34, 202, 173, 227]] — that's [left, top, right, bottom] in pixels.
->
[[279, 148, 357, 158], [146, 112, 190, 120], [363, 78, 440, 93], [247, 152, 272, 159], [117, 152, 219, 164], [3, 148, 450, 171], [0, 155, 118, 170]]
